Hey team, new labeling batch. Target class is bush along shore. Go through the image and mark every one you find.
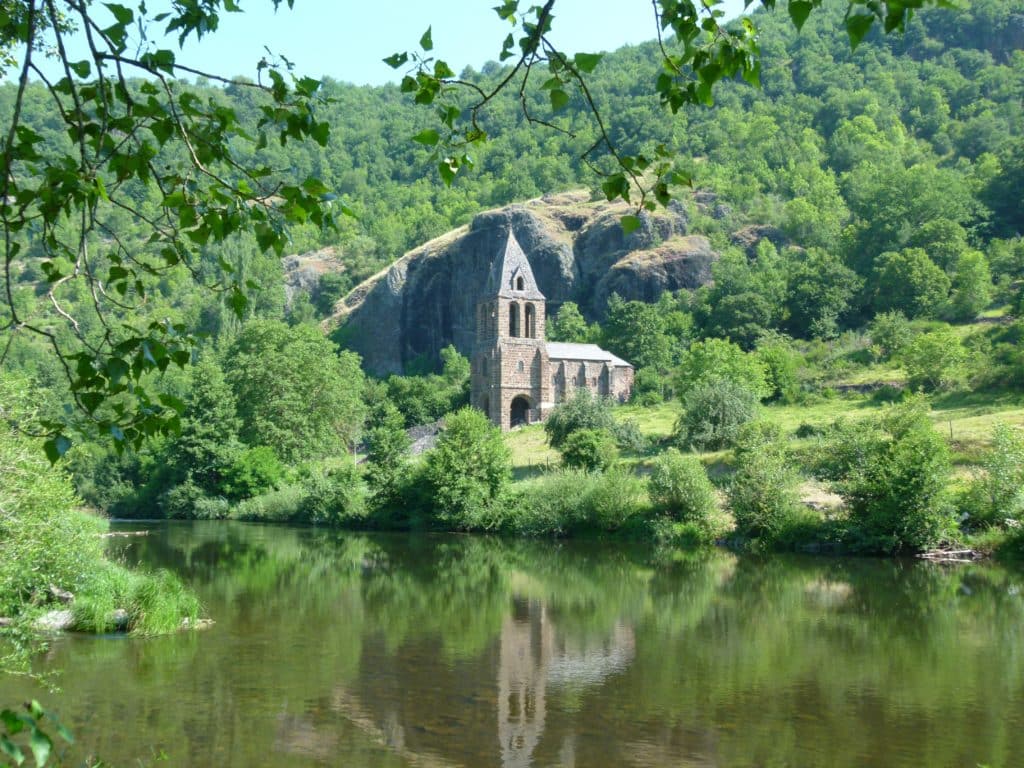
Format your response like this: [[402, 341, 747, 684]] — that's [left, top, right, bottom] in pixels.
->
[[104, 385, 1024, 563], [0, 377, 206, 670]]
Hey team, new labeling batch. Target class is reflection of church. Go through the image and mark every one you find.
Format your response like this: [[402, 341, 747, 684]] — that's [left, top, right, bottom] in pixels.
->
[[471, 232, 634, 430], [497, 598, 636, 768]]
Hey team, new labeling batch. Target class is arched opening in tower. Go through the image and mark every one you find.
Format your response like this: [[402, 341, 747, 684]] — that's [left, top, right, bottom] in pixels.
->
[[510, 395, 531, 428], [525, 303, 536, 338], [509, 303, 520, 337]]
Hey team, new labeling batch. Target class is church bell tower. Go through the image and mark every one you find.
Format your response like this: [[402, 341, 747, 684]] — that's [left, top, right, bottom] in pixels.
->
[[471, 230, 550, 430]]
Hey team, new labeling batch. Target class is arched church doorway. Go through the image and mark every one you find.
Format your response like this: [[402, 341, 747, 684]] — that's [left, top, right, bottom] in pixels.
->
[[510, 395, 531, 428]]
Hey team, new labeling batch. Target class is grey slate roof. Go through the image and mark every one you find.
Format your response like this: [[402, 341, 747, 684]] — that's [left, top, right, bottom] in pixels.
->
[[546, 342, 632, 368], [485, 230, 545, 300]]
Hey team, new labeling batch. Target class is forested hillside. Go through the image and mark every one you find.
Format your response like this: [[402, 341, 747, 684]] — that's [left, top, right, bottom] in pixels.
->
[[1, 0, 1023, 539]]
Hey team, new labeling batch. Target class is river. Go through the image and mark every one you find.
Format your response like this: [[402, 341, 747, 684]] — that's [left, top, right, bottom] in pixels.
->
[[2, 521, 1023, 767]]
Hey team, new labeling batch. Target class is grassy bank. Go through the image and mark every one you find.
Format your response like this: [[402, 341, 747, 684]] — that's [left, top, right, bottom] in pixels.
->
[[1, 378, 202, 660]]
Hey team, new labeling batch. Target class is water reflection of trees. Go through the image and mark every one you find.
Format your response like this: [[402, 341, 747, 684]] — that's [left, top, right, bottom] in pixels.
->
[[6, 524, 1021, 768]]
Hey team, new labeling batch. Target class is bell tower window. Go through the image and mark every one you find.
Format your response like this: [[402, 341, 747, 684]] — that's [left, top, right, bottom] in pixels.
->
[[516, 276, 525, 291], [525, 303, 536, 338], [509, 302, 520, 337]]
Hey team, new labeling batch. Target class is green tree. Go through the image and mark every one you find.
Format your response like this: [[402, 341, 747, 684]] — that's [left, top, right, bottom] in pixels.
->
[[0, 0, 334, 455], [544, 388, 616, 450], [602, 294, 673, 371], [675, 339, 770, 400], [948, 250, 992, 321], [225, 320, 366, 463], [901, 328, 967, 392], [674, 376, 760, 451], [425, 407, 510, 529], [872, 248, 951, 319], [171, 355, 241, 491], [548, 301, 592, 343], [364, 402, 412, 508], [783, 248, 861, 339]]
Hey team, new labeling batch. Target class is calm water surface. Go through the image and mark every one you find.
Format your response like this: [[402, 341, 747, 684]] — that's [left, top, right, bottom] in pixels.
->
[[3, 521, 1023, 767]]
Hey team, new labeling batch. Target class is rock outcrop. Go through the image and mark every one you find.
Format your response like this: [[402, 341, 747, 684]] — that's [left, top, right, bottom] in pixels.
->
[[283, 246, 346, 309], [330, 192, 720, 375]]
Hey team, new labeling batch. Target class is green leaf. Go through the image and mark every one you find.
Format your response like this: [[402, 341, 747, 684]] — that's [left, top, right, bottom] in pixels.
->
[[621, 215, 642, 235], [29, 727, 51, 767], [81, 392, 103, 413], [1, 710, 22, 735], [438, 159, 456, 186], [412, 129, 440, 146], [788, 0, 813, 31], [845, 13, 874, 49], [43, 435, 72, 465], [0, 734, 24, 766], [228, 287, 248, 319], [70, 59, 91, 78], [419, 26, 433, 51], [382, 52, 408, 69], [104, 3, 134, 24], [573, 52, 603, 73], [549, 88, 569, 112]]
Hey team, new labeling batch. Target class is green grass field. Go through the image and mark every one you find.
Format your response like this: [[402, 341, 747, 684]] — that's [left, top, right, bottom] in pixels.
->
[[506, 392, 1024, 474]]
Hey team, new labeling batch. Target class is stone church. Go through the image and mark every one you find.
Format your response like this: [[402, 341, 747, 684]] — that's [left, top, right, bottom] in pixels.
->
[[471, 231, 634, 430]]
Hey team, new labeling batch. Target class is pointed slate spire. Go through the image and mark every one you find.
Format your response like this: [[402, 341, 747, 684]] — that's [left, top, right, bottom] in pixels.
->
[[485, 229, 545, 300]]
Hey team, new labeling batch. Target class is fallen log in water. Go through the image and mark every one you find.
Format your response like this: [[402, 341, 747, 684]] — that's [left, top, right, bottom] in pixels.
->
[[99, 530, 150, 538], [917, 548, 982, 563]]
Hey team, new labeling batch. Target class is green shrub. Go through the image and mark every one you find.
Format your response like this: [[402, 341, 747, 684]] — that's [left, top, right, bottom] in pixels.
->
[[587, 468, 650, 531], [560, 428, 619, 471], [222, 446, 286, 499], [301, 464, 367, 525], [0, 420, 104, 617], [425, 407, 511, 530], [755, 339, 802, 403], [507, 468, 650, 536], [648, 450, 719, 529], [612, 417, 649, 453], [509, 470, 591, 536], [826, 397, 955, 553], [901, 328, 967, 392], [160, 478, 207, 519], [231, 484, 307, 522], [869, 310, 915, 361], [544, 389, 616, 449], [959, 424, 1024, 529], [674, 376, 759, 451], [728, 425, 803, 541], [192, 495, 231, 520]]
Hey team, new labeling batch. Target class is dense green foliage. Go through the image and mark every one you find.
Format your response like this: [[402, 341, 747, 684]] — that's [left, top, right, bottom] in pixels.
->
[[559, 428, 620, 471], [821, 399, 955, 552], [648, 450, 724, 543], [0, 375, 200, 640], [424, 408, 511, 530], [674, 376, 761, 451]]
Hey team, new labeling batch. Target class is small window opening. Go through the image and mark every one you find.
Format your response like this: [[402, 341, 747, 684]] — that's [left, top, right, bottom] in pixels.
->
[[517, 360, 525, 373], [516, 276, 525, 291]]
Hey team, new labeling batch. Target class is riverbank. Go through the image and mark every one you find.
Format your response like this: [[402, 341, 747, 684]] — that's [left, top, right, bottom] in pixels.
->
[[0, 401, 205, 670]]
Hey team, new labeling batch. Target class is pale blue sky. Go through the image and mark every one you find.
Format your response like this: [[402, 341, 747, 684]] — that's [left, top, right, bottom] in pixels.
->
[[26, 0, 751, 86]]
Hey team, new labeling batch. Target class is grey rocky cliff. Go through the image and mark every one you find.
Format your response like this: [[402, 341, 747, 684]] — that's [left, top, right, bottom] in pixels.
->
[[331, 192, 722, 375]]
